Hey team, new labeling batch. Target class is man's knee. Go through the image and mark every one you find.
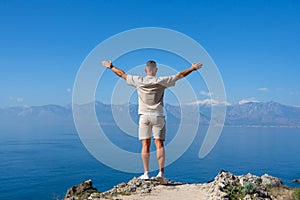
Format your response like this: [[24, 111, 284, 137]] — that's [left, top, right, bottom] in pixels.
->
[[142, 139, 151, 151], [154, 139, 164, 149]]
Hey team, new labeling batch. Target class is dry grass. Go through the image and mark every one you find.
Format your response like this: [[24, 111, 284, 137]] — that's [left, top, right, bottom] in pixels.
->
[[269, 186, 295, 200]]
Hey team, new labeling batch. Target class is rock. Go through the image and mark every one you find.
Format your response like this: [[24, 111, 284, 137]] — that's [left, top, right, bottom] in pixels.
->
[[292, 179, 300, 183], [89, 192, 101, 199], [261, 174, 283, 187], [239, 173, 261, 186], [210, 171, 274, 200], [214, 170, 236, 190], [243, 194, 252, 200], [79, 176, 184, 199], [64, 179, 98, 200]]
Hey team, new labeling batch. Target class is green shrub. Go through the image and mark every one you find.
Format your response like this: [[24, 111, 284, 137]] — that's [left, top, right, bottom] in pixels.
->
[[224, 182, 258, 199], [257, 178, 262, 184], [265, 184, 272, 191], [224, 185, 245, 199], [293, 188, 300, 200], [241, 182, 257, 194]]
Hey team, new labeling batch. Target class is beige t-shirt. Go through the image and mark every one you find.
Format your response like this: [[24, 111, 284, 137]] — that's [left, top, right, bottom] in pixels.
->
[[126, 75, 178, 116]]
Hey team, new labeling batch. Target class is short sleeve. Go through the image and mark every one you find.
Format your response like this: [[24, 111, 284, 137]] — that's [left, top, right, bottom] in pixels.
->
[[126, 75, 139, 87], [159, 75, 178, 88]]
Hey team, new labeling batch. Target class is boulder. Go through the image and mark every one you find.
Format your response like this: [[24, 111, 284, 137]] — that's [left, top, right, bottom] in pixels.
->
[[261, 174, 283, 187], [64, 179, 98, 200]]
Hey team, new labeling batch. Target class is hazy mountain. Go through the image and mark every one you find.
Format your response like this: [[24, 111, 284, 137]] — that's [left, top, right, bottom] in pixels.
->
[[1, 101, 300, 128], [225, 101, 300, 126]]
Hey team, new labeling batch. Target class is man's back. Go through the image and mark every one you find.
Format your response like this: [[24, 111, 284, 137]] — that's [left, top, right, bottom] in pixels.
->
[[126, 75, 178, 116]]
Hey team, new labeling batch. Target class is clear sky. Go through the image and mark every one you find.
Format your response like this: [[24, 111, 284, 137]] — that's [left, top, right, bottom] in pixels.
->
[[0, 0, 299, 107]]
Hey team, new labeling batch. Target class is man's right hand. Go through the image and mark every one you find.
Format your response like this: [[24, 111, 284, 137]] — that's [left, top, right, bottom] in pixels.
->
[[102, 60, 127, 80], [191, 62, 203, 70], [176, 62, 203, 79], [102, 60, 112, 68]]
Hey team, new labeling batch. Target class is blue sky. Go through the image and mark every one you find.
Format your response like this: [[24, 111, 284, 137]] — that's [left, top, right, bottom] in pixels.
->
[[0, 0, 300, 107]]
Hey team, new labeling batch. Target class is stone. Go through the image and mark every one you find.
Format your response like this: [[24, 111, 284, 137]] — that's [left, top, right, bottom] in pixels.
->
[[243, 194, 252, 200], [64, 179, 98, 200], [261, 174, 283, 187]]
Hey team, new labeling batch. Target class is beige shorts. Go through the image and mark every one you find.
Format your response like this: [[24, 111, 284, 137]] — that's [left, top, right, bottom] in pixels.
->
[[139, 115, 166, 140]]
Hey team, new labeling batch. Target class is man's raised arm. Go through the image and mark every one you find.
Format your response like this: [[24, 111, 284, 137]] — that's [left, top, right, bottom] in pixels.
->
[[175, 62, 203, 80], [102, 60, 127, 80]]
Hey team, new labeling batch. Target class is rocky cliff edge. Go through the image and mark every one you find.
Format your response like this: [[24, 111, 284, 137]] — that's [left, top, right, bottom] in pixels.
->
[[64, 170, 300, 200]]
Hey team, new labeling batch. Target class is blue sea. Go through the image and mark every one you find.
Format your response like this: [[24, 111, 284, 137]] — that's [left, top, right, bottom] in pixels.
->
[[1, 125, 300, 200]]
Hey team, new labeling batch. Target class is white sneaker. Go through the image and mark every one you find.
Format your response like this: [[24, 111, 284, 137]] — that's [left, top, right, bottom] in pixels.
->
[[156, 171, 164, 178], [139, 172, 150, 180], [156, 171, 167, 184]]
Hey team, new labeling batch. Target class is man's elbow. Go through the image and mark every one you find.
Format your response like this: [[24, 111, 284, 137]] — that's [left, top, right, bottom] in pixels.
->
[[122, 74, 127, 80]]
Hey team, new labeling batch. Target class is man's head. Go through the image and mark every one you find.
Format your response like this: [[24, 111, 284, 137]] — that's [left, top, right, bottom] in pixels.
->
[[145, 60, 158, 76]]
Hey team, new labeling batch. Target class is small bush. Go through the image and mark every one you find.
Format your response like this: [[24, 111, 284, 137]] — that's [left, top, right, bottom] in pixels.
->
[[241, 182, 257, 194], [224, 182, 258, 199], [257, 178, 262, 184], [224, 185, 245, 199], [265, 184, 272, 191], [293, 188, 300, 200]]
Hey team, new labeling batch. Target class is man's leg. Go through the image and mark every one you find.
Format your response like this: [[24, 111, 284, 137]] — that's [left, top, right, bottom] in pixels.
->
[[154, 139, 165, 177], [138, 115, 152, 179], [141, 139, 151, 172], [139, 138, 151, 179]]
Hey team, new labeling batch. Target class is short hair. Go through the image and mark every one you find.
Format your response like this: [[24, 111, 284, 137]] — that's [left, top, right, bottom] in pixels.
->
[[146, 60, 157, 71]]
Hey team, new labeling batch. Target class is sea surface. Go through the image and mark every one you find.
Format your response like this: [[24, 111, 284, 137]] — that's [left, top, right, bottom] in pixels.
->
[[0, 125, 300, 200]]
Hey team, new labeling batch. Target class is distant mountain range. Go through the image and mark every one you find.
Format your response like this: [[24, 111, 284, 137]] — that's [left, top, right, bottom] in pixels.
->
[[1, 101, 300, 128], [226, 101, 300, 127]]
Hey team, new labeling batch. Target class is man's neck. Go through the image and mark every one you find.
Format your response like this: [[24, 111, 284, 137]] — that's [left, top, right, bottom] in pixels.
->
[[146, 73, 155, 77]]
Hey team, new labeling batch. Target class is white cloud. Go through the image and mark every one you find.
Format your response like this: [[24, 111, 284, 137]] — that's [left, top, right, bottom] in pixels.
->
[[200, 90, 213, 97], [188, 98, 231, 106], [238, 98, 260, 105], [257, 87, 269, 92]]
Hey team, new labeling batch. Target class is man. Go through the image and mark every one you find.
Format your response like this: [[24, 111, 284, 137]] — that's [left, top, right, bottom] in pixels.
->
[[102, 60, 202, 180]]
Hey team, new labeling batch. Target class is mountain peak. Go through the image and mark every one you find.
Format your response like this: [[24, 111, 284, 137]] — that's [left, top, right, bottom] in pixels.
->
[[188, 99, 231, 106], [238, 99, 260, 105]]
